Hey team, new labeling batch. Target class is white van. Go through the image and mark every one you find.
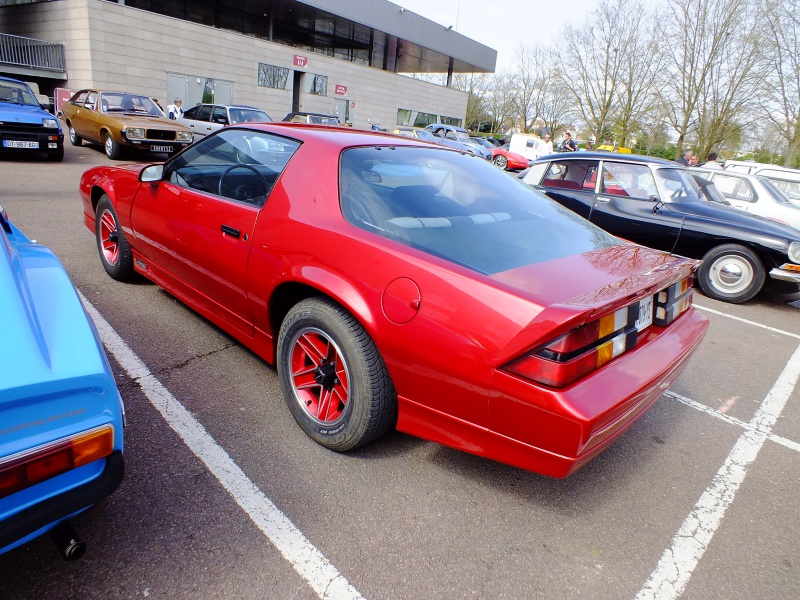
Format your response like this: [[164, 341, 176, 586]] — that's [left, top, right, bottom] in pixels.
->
[[508, 133, 545, 161]]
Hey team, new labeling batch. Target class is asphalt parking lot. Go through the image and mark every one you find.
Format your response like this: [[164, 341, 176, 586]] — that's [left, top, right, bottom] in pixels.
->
[[1, 142, 798, 600]]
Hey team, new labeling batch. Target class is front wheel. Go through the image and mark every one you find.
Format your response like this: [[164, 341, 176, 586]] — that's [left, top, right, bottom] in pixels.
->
[[493, 155, 508, 170], [697, 244, 765, 303], [68, 124, 82, 146], [104, 132, 121, 160], [95, 195, 135, 281], [277, 297, 397, 452]]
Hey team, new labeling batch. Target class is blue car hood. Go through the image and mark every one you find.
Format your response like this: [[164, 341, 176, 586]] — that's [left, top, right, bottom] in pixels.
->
[[0, 221, 111, 400], [0, 103, 53, 126]]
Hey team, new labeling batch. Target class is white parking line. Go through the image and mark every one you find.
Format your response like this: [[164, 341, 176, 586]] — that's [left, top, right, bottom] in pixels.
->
[[78, 292, 364, 600], [694, 304, 800, 339], [636, 343, 800, 600]]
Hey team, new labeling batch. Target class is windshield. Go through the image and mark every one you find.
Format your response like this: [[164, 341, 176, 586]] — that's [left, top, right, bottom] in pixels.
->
[[101, 93, 161, 116], [759, 177, 792, 204], [230, 108, 272, 124], [339, 146, 621, 275], [414, 130, 435, 142], [655, 168, 702, 203], [0, 80, 39, 106]]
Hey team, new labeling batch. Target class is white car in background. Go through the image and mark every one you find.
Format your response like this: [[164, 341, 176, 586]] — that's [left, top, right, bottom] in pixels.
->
[[690, 168, 800, 231], [177, 104, 272, 141], [724, 160, 800, 205]]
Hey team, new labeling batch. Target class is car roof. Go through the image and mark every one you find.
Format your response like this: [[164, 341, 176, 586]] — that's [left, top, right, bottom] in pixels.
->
[[535, 151, 678, 167], [689, 167, 764, 183], [0, 75, 26, 85], [229, 122, 447, 150]]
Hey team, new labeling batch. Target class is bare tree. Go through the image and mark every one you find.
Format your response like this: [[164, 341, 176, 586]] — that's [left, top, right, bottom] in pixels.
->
[[658, 0, 751, 159], [693, 8, 766, 159], [556, 0, 627, 145], [612, 0, 664, 148], [450, 72, 492, 130], [764, 0, 800, 166], [485, 73, 517, 135], [539, 65, 579, 143], [509, 44, 549, 133]]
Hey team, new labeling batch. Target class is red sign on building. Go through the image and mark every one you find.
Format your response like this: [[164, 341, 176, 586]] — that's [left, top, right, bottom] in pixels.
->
[[293, 54, 308, 67], [335, 85, 348, 95]]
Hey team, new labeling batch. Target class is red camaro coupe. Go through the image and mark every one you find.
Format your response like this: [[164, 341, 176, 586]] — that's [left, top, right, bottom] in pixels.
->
[[80, 124, 708, 477]]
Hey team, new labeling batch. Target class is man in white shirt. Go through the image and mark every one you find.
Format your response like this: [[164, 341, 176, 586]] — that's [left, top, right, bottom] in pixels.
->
[[166, 98, 184, 120], [542, 133, 554, 156], [703, 152, 723, 169]]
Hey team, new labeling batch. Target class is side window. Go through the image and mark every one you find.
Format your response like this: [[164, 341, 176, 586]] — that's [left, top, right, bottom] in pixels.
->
[[211, 106, 228, 124], [445, 130, 457, 141], [601, 163, 655, 198], [85, 92, 98, 110], [541, 160, 599, 191], [165, 129, 301, 206], [183, 106, 200, 119], [71, 91, 88, 105], [195, 106, 213, 122], [713, 175, 753, 202]]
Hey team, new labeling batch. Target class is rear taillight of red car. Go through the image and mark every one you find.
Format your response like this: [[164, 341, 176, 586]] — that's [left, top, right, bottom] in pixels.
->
[[504, 276, 694, 388]]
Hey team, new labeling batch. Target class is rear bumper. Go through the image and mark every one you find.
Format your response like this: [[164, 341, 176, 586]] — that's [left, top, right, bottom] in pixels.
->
[[0, 451, 124, 553]]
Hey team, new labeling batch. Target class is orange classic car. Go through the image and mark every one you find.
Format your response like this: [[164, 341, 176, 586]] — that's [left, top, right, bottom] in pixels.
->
[[62, 90, 193, 159]]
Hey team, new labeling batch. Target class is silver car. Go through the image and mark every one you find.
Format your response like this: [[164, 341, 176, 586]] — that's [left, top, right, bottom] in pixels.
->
[[177, 104, 272, 141], [689, 168, 800, 231]]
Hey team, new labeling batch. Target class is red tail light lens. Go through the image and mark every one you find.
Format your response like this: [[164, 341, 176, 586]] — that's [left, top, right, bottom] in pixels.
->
[[0, 425, 115, 500], [504, 276, 694, 388]]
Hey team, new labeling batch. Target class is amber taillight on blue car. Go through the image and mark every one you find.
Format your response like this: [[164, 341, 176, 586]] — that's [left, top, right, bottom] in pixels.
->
[[0, 425, 115, 500], [505, 276, 694, 388]]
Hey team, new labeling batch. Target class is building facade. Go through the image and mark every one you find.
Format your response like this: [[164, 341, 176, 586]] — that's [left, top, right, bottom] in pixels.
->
[[0, 0, 496, 128]]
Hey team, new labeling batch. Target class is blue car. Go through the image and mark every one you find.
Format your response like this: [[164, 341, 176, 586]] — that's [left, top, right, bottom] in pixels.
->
[[0, 75, 64, 161], [0, 202, 124, 559]]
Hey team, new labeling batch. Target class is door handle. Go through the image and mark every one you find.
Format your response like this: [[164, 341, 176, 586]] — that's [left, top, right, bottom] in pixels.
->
[[221, 224, 240, 238], [597, 196, 611, 203]]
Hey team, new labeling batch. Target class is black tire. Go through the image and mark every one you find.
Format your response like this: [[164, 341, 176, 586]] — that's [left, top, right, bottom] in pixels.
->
[[68, 123, 82, 146], [277, 297, 397, 452], [103, 131, 121, 160], [95, 195, 135, 281], [697, 244, 765, 303], [47, 147, 64, 162], [493, 155, 508, 169]]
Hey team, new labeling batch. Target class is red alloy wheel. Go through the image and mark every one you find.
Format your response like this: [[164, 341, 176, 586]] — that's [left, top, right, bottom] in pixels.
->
[[289, 327, 350, 423], [99, 209, 119, 266]]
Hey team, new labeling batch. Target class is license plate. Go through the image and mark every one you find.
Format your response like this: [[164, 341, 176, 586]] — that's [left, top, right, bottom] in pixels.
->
[[636, 295, 654, 331], [150, 145, 172, 153], [3, 140, 39, 149]]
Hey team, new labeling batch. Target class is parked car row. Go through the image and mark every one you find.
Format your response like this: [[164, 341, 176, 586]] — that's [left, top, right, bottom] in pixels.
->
[[520, 152, 800, 303]]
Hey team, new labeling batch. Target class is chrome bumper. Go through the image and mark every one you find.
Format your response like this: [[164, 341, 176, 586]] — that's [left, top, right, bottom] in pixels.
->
[[770, 265, 800, 284]]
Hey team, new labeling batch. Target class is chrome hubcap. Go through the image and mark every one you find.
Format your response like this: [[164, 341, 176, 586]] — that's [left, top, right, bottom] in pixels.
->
[[709, 255, 753, 294]]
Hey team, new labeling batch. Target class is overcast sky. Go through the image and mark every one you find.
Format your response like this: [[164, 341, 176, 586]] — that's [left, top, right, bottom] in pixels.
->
[[391, 0, 630, 72]]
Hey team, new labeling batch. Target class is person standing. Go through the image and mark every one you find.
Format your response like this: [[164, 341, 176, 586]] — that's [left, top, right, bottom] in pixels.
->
[[560, 132, 578, 152], [542, 133, 554, 156], [704, 152, 723, 169], [166, 98, 184, 120], [689, 153, 699, 166], [677, 149, 692, 165]]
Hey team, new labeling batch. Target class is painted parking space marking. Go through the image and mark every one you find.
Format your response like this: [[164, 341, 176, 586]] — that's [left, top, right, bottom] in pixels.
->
[[78, 292, 364, 600], [637, 343, 800, 600], [695, 304, 800, 339]]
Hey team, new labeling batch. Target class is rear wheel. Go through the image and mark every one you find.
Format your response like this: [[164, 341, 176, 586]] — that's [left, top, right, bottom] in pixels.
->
[[103, 132, 121, 160], [277, 297, 397, 452], [493, 155, 508, 170], [68, 124, 82, 146], [697, 244, 765, 303], [95, 195, 135, 281]]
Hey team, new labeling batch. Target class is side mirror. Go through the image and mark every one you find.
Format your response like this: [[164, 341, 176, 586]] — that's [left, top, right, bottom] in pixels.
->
[[140, 164, 164, 183]]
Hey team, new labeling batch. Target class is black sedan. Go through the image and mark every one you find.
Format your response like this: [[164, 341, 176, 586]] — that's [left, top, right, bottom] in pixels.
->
[[521, 152, 800, 303]]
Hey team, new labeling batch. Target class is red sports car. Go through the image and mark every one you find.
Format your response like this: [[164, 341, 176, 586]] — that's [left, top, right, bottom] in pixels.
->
[[80, 124, 708, 477], [491, 146, 530, 170]]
